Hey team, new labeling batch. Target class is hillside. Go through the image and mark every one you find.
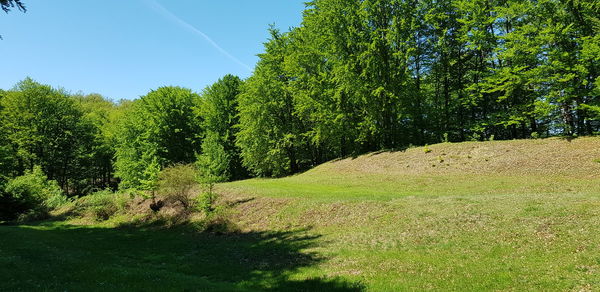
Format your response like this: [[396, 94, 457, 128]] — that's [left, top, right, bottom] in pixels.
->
[[213, 137, 600, 290], [318, 137, 600, 177], [3, 137, 600, 291], [220, 137, 600, 200]]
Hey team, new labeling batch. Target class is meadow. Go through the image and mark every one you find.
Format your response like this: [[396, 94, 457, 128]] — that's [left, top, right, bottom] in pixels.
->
[[3, 137, 600, 291]]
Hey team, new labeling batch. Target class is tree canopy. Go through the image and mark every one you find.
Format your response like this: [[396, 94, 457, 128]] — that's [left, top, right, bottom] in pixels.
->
[[114, 86, 202, 189], [1, 0, 25, 13]]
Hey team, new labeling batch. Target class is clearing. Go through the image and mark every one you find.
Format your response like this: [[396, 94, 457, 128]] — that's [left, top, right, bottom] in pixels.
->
[[3, 137, 600, 291]]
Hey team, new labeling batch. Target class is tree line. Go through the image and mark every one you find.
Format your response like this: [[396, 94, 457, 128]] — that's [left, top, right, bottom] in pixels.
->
[[238, 0, 599, 175], [1, 0, 599, 212]]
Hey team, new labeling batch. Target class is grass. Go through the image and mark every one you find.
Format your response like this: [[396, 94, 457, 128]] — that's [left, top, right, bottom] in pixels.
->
[[0, 221, 360, 291], [220, 137, 600, 201], [3, 137, 600, 290]]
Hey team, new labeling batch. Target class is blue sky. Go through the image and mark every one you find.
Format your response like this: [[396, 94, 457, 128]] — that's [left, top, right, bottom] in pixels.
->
[[0, 0, 305, 100]]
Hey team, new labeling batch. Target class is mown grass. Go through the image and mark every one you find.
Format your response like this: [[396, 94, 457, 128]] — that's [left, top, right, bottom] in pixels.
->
[[3, 137, 600, 291], [219, 173, 600, 201], [220, 137, 600, 201], [216, 137, 600, 290], [0, 221, 360, 291]]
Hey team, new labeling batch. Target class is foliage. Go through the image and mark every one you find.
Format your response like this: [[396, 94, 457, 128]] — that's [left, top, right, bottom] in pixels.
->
[[75, 189, 130, 221], [196, 133, 229, 184], [114, 86, 202, 189], [157, 164, 197, 209], [0, 91, 17, 187], [0, 0, 26, 39], [0, 78, 101, 194], [236, 28, 309, 177], [233, 0, 600, 178], [196, 74, 247, 181], [0, 166, 66, 220], [0, 0, 25, 12], [73, 93, 119, 191]]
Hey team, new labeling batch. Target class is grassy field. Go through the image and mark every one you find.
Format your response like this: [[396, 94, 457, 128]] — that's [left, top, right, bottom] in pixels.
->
[[3, 137, 600, 291]]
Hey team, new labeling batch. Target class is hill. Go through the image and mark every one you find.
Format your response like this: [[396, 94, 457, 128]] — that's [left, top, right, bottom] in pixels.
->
[[214, 137, 600, 290], [220, 137, 600, 200]]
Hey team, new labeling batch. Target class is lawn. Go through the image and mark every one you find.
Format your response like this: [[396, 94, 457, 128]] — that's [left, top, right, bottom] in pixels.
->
[[0, 221, 360, 291]]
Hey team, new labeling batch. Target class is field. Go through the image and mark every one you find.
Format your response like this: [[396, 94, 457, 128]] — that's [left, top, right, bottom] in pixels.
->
[[3, 137, 600, 291]]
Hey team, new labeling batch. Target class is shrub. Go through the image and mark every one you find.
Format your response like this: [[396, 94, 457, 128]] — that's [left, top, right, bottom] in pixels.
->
[[201, 206, 237, 234], [0, 166, 67, 220], [423, 145, 432, 153], [76, 189, 129, 221], [531, 132, 540, 139], [158, 164, 197, 209], [195, 191, 218, 213]]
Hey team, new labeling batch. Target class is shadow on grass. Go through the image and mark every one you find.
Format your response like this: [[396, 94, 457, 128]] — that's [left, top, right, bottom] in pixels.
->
[[0, 221, 363, 291]]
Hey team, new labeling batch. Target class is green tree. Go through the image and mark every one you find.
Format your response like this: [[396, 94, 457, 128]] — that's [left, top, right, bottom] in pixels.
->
[[0, 78, 93, 192], [237, 29, 309, 176], [0, 90, 17, 186], [74, 93, 118, 191], [196, 75, 246, 181], [114, 86, 202, 189]]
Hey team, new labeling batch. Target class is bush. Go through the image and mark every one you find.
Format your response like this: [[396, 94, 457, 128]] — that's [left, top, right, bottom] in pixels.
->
[[201, 206, 237, 234], [195, 191, 218, 213], [158, 164, 197, 209], [76, 189, 129, 221], [0, 166, 67, 221], [423, 145, 432, 153]]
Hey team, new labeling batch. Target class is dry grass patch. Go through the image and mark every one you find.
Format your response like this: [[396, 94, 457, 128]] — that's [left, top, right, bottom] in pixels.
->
[[315, 137, 600, 178]]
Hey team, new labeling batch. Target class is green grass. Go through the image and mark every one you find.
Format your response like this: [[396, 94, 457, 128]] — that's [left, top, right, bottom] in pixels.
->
[[3, 137, 600, 290], [219, 173, 600, 201], [213, 192, 600, 290], [0, 221, 360, 291]]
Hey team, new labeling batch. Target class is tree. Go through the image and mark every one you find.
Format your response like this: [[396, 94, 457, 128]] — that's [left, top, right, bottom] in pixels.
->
[[1, 0, 26, 39], [196, 75, 246, 181], [236, 28, 309, 176], [1, 0, 25, 12], [0, 78, 93, 192], [74, 93, 118, 191], [114, 86, 202, 189]]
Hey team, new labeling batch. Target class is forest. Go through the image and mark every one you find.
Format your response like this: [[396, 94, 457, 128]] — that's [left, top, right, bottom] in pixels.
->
[[1, 0, 599, 220]]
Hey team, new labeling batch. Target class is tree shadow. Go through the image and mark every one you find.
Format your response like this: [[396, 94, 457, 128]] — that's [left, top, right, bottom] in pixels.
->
[[558, 135, 577, 142], [0, 222, 363, 291]]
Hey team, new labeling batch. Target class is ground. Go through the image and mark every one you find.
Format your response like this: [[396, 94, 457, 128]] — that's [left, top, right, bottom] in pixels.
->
[[2, 137, 600, 291]]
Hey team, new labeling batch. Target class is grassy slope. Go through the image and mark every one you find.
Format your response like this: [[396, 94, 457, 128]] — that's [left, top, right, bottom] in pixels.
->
[[218, 137, 600, 290], [2, 137, 600, 291], [221, 137, 600, 200]]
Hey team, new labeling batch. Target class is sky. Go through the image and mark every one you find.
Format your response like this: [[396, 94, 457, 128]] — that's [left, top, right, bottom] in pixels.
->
[[0, 0, 305, 101]]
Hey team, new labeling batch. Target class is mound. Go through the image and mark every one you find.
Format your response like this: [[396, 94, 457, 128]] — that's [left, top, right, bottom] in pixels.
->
[[313, 137, 600, 178]]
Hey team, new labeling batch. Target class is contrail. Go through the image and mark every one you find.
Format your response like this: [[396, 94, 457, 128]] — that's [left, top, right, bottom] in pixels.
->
[[145, 0, 252, 71]]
